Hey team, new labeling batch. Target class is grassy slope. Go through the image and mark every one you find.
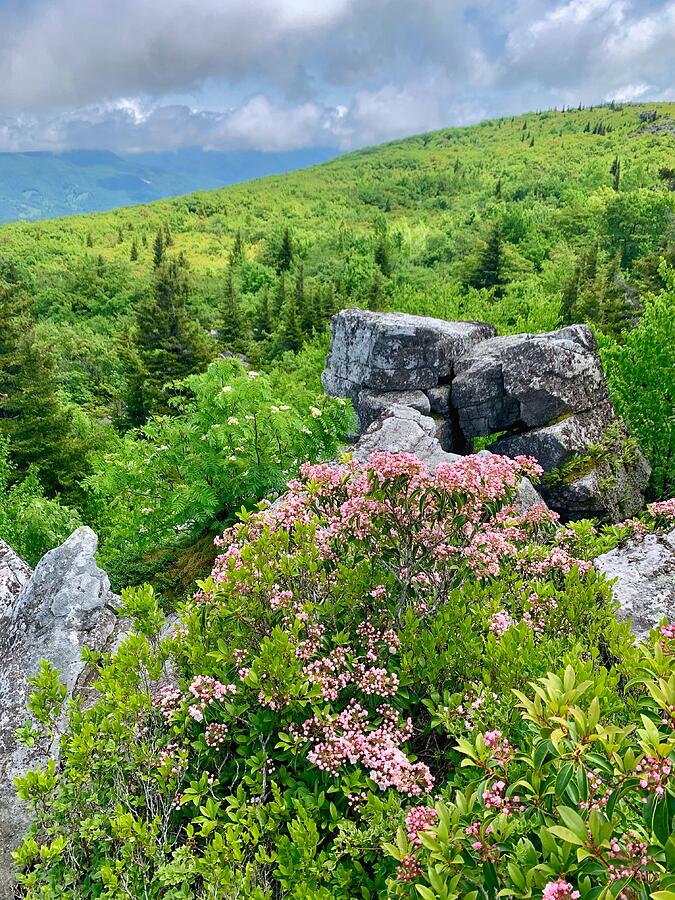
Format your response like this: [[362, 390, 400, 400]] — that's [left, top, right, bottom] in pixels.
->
[[1, 102, 673, 286]]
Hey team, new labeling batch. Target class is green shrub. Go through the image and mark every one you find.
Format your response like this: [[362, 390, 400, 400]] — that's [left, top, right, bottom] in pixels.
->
[[14, 452, 674, 898]]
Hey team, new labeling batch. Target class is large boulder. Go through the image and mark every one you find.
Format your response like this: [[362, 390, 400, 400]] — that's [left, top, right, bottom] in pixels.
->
[[0, 528, 120, 897], [356, 388, 431, 432], [323, 309, 495, 398], [488, 405, 614, 474], [351, 405, 461, 471], [0, 540, 31, 614], [594, 528, 675, 642], [542, 446, 651, 522], [452, 325, 609, 439], [351, 407, 541, 513]]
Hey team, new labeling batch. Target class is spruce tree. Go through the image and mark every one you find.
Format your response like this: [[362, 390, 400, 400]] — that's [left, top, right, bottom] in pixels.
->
[[278, 227, 293, 272], [130, 258, 212, 421], [470, 221, 505, 297], [86, 232, 94, 248], [130, 239, 139, 261], [164, 222, 174, 247], [278, 289, 303, 353], [367, 272, 385, 310], [229, 230, 245, 267], [610, 156, 621, 191], [218, 269, 247, 353], [153, 229, 165, 268]]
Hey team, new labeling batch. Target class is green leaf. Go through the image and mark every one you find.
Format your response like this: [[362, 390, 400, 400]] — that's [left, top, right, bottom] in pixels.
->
[[548, 826, 585, 846]]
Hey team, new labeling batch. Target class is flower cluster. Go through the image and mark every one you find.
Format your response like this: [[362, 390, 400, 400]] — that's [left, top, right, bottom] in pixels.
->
[[405, 805, 438, 847], [483, 729, 514, 766], [542, 879, 580, 900], [648, 497, 675, 519], [152, 684, 183, 721], [488, 610, 514, 638], [482, 779, 524, 815], [204, 722, 229, 748], [296, 700, 433, 796], [187, 676, 236, 722], [634, 755, 672, 797]]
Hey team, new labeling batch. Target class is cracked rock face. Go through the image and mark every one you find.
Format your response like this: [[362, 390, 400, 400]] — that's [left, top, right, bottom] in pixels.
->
[[451, 325, 609, 439], [0, 527, 120, 897], [0, 540, 32, 614], [323, 308, 496, 397], [594, 529, 675, 642]]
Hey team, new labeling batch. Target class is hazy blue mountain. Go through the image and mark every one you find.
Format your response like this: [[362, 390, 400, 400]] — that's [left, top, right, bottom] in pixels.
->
[[0, 147, 338, 222]]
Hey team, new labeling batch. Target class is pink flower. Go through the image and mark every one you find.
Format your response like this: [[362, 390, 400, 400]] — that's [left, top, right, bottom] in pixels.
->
[[542, 878, 580, 900]]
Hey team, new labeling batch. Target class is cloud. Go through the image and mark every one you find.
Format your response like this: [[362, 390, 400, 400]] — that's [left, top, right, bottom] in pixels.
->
[[0, 0, 672, 153]]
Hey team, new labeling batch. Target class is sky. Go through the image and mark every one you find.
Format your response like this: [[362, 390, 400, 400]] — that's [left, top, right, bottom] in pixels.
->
[[0, 0, 673, 155]]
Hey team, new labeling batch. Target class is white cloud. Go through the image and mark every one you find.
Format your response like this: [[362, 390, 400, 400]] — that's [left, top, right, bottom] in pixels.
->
[[0, 0, 672, 153]]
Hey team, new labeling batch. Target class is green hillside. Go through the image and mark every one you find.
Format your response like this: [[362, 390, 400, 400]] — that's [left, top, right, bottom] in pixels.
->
[[0, 101, 674, 586]]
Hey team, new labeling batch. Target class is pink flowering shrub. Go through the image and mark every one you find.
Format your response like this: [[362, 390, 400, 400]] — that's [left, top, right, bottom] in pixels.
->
[[14, 454, 675, 899]]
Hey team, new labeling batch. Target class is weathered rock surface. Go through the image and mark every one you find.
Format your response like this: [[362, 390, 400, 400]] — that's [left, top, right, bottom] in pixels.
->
[[322, 311, 649, 522], [351, 405, 462, 470], [0, 540, 31, 614], [542, 446, 651, 522], [356, 388, 430, 431], [0, 528, 120, 898], [489, 405, 614, 473], [594, 528, 675, 642], [323, 309, 495, 397], [452, 325, 609, 439]]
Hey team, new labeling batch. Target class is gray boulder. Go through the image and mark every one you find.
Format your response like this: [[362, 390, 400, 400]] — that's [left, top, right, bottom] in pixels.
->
[[323, 308, 495, 398], [488, 405, 614, 473], [351, 405, 462, 471], [452, 325, 609, 439], [0, 541, 31, 614], [426, 385, 452, 417], [542, 446, 651, 522], [594, 528, 675, 642], [0, 528, 120, 897], [351, 407, 541, 512], [356, 389, 430, 432]]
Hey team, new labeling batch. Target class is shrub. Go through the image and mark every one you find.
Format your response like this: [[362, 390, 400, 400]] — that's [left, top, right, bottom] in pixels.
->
[[13, 453, 674, 898]]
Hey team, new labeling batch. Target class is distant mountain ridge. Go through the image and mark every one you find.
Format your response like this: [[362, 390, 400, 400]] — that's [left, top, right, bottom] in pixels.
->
[[0, 147, 338, 222]]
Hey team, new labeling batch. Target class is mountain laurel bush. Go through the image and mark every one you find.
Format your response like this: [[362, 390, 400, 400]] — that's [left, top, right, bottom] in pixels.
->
[[13, 452, 675, 899]]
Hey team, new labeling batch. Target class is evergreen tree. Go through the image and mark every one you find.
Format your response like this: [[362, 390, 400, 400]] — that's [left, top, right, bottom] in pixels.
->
[[469, 221, 505, 297], [1, 334, 83, 496], [278, 227, 293, 272], [610, 156, 621, 191], [278, 288, 303, 353], [86, 232, 94, 248], [164, 222, 174, 247], [130, 239, 139, 261], [117, 226, 124, 244], [254, 287, 273, 340], [272, 275, 287, 319], [229, 230, 245, 267], [367, 272, 385, 311], [130, 258, 212, 421], [374, 233, 393, 276], [153, 229, 165, 268], [218, 269, 248, 353]]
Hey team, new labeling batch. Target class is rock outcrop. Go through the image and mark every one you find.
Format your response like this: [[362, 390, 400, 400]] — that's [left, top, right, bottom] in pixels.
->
[[322, 309, 495, 423], [0, 540, 31, 614], [323, 309, 650, 521], [351, 405, 462, 470], [451, 326, 608, 437], [594, 529, 675, 642], [0, 528, 120, 898]]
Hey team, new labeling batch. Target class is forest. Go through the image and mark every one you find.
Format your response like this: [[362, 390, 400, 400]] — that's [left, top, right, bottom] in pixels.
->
[[2, 102, 675, 900]]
